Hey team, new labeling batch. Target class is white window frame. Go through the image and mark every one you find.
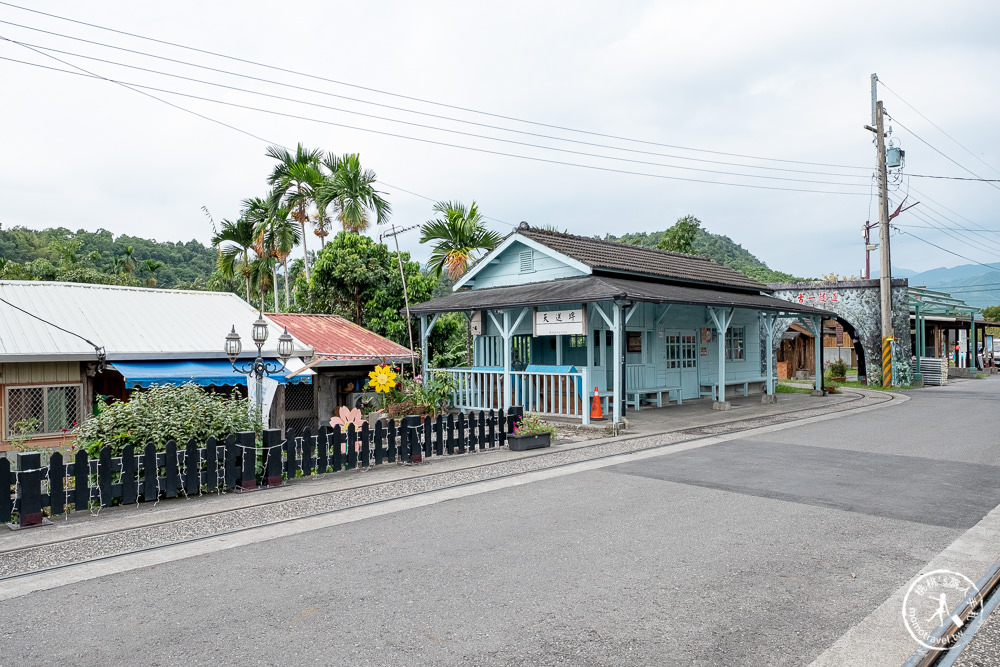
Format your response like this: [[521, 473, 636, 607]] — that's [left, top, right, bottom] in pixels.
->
[[4, 383, 83, 438], [725, 327, 745, 361]]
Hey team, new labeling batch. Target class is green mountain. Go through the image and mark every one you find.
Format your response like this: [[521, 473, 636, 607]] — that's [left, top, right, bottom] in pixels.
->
[[606, 229, 805, 284], [0, 226, 220, 288]]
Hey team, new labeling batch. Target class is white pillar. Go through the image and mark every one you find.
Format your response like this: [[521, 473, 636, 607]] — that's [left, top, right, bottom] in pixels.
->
[[555, 335, 563, 365], [502, 310, 512, 410], [420, 315, 429, 377], [613, 302, 622, 423], [765, 314, 774, 395]]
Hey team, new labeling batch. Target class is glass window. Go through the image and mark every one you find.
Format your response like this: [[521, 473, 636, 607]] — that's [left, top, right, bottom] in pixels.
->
[[5, 384, 82, 437], [725, 327, 745, 361]]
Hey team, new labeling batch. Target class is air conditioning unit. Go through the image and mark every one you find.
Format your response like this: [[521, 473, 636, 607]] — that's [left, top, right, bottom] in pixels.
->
[[345, 391, 380, 411]]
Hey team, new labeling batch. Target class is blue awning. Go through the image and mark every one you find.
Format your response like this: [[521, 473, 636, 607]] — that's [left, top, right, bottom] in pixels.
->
[[110, 360, 314, 389]]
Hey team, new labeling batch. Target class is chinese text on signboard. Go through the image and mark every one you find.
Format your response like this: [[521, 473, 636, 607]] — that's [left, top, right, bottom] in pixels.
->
[[533, 308, 586, 336]]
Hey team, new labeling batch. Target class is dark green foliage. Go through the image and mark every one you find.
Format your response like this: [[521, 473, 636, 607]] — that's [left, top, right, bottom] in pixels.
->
[[0, 226, 219, 288], [299, 231, 434, 349], [609, 220, 805, 283], [656, 215, 701, 254]]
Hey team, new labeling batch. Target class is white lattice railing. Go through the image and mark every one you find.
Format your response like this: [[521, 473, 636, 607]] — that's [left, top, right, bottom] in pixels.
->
[[432, 367, 591, 424]]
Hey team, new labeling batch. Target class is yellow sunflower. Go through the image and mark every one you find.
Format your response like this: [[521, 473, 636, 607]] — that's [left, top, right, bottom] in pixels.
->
[[368, 365, 397, 393]]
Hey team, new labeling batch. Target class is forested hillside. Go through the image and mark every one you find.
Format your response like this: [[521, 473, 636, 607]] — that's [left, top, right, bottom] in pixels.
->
[[607, 227, 805, 284], [0, 226, 221, 289]]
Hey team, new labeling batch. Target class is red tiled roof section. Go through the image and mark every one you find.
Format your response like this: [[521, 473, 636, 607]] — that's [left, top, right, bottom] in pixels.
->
[[267, 313, 413, 360], [518, 227, 765, 291]]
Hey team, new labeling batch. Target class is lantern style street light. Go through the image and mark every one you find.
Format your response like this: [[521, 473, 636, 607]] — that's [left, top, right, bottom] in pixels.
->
[[225, 312, 295, 421]]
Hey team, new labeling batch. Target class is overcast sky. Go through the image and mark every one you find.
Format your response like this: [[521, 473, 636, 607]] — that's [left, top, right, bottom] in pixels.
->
[[2, 1, 999, 281]]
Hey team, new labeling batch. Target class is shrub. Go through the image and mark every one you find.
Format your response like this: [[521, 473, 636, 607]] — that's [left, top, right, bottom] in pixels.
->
[[828, 358, 848, 378], [76, 383, 261, 456], [513, 413, 558, 437]]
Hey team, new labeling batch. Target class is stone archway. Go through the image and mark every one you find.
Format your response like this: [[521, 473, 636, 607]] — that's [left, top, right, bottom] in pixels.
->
[[768, 279, 913, 385]]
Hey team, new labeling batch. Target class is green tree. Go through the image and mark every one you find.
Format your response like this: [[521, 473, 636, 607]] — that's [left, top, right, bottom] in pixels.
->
[[981, 305, 1000, 322], [316, 153, 392, 235], [142, 259, 164, 287], [212, 216, 257, 303], [304, 231, 390, 324], [121, 245, 137, 275], [266, 143, 323, 283], [657, 215, 701, 254], [420, 200, 501, 279]]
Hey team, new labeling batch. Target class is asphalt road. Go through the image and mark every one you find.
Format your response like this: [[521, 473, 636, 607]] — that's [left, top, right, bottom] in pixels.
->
[[2, 378, 999, 666]]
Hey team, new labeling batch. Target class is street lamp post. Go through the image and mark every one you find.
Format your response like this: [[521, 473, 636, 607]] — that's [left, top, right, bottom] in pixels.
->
[[225, 312, 295, 422]]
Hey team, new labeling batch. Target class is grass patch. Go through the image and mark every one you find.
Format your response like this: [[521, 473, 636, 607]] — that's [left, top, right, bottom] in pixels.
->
[[826, 380, 918, 391], [777, 383, 814, 394]]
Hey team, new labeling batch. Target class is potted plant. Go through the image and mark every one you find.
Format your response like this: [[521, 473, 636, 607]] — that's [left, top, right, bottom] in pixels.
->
[[508, 413, 558, 451], [827, 358, 848, 383]]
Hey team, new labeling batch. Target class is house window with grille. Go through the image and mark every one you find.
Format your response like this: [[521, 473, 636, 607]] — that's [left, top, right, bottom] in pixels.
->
[[725, 327, 745, 361], [4, 384, 82, 438], [569, 334, 587, 348], [519, 250, 534, 273]]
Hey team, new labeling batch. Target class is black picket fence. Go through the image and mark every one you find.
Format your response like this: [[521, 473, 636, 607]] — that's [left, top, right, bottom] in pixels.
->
[[1, 407, 524, 528]]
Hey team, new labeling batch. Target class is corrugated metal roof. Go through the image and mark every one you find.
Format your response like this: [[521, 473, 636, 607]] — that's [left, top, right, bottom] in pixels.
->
[[517, 227, 766, 291], [409, 275, 830, 316], [0, 281, 312, 362], [267, 313, 413, 363]]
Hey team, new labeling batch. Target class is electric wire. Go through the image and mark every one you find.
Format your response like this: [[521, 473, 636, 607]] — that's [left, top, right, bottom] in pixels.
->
[[0, 2, 871, 171], [0, 24, 873, 179], [0, 52, 871, 196], [887, 113, 1000, 194], [878, 78, 1000, 179], [0, 41, 871, 188]]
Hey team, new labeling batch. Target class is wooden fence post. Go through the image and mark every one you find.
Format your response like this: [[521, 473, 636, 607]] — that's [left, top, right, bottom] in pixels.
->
[[0, 457, 11, 524], [15, 452, 43, 528], [238, 431, 256, 490], [48, 451, 66, 515], [263, 429, 283, 486]]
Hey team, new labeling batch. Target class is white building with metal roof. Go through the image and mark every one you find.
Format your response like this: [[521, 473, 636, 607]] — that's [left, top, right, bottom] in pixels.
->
[[0, 281, 314, 450]]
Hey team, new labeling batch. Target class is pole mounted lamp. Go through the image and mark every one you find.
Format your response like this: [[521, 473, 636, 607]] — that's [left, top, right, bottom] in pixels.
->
[[225, 313, 295, 421]]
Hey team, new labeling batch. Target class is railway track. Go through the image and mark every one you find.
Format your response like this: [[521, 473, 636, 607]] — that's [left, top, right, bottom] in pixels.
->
[[1, 388, 888, 585]]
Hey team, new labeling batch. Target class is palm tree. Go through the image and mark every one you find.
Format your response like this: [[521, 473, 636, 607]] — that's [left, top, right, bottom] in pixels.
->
[[121, 246, 136, 275], [266, 143, 323, 283], [316, 153, 392, 235], [212, 216, 257, 303], [420, 200, 502, 365], [106, 256, 125, 275], [142, 259, 164, 287], [246, 195, 300, 311], [250, 254, 277, 312], [420, 200, 501, 280]]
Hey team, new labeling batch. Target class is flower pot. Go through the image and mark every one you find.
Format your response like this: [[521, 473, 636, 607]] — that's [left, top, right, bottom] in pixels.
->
[[830, 376, 846, 383], [507, 432, 551, 451]]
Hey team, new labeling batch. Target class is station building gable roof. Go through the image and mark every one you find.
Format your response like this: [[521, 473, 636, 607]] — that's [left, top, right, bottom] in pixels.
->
[[455, 225, 766, 293]]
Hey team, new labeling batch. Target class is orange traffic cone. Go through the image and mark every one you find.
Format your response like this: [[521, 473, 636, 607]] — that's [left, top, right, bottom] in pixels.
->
[[590, 386, 605, 421]]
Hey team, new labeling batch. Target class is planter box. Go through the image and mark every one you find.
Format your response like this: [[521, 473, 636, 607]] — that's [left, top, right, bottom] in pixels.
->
[[507, 433, 551, 451]]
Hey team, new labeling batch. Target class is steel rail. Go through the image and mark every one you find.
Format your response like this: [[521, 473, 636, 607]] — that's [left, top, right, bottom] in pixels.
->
[[0, 389, 883, 582]]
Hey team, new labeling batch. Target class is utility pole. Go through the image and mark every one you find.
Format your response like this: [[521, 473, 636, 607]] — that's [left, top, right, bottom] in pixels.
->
[[864, 74, 895, 385], [380, 224, 420, 375]]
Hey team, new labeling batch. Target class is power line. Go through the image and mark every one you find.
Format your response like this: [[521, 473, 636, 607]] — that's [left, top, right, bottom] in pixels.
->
[[0, 1, 871, 171], [0, 53, 872, 196], [0, 23, 873, 180], [887, 113, 1000, 195], [1, 43, 509, 238], [0, 40, 871, 188], [897, 228, 1000, 272], [878, 77, 1000, 179]]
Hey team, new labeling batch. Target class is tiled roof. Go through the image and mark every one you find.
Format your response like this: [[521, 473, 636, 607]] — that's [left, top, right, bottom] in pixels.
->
[[267, 313, 413, 362], [409, 275, 830, 316], [0, 281, 312, 362], [518, 227, 766, 291]]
